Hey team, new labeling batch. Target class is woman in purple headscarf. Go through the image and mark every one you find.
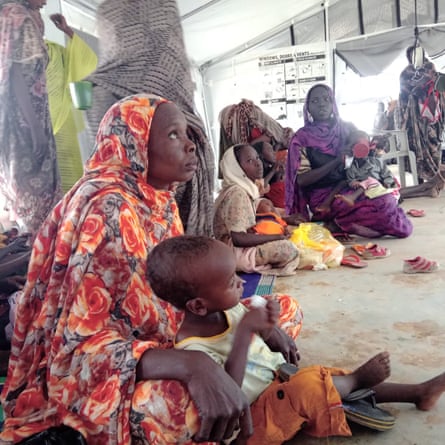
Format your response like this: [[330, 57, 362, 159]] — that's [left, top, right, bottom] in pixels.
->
[[285, 84, 412, 238]]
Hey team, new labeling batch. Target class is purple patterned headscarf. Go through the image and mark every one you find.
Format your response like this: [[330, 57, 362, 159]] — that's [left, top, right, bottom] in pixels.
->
[[285, 84, 354, 214]]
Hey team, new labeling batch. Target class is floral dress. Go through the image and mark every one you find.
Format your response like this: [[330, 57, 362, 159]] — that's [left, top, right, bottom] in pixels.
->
[[0, 94, 304, 445]]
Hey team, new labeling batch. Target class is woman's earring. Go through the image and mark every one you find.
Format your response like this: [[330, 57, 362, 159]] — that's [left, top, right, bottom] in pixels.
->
[[308, 113, 313, 123]]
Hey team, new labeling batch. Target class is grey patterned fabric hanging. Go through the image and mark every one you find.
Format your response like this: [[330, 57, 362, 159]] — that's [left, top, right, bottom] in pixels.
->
[[86, 0, 215, 236]]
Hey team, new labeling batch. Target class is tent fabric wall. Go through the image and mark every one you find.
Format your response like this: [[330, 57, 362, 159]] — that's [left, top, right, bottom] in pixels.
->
[[54, 0, 445, 152], [335, 24, 445, 77], [58, 0, 445, 71]]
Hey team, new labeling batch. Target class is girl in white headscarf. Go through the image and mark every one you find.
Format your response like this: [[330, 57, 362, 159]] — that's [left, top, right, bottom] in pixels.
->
[[214, 144, 302, 275]]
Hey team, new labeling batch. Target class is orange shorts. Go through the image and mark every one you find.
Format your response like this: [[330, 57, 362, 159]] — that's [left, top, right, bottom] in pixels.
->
[[247, 365, 351, 445]]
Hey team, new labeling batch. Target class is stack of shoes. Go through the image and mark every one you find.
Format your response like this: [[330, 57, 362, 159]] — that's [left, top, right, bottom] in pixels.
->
[[403, 256, 439, 274]]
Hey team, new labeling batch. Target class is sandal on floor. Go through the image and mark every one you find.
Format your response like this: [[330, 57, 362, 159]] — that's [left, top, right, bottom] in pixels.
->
[[407, 209, 425, 217], [352, 243, 390, 260], [331, 232, 356, 244], [342, 389, 396, 431], [341, 253, 368, 268], [403, 256, 439, 274]]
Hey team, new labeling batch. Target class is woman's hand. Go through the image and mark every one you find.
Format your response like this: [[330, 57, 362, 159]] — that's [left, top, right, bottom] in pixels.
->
[[136, 349, 253, 442], [264, 326, 300, 364], [50, 14, 74, 38], [188, 356, 253, 442]]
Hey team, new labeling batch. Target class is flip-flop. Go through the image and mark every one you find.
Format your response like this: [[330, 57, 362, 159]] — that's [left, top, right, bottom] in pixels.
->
[[342, 389, 396, 431], [407, 209, 425, 217], [331, 232, 356, 244], [341, 253, 368, 268], [352, 243, 390, 260]]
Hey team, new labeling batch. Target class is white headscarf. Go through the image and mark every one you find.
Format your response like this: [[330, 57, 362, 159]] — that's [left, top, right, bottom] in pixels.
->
[[219, 145, 260, 201]]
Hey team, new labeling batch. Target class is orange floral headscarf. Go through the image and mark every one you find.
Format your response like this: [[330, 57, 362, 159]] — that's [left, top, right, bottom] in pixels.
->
[[1, 94, 185, 445]]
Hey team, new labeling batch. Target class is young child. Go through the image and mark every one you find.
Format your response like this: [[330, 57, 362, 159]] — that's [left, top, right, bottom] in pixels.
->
[[252, 141, 286, 209], [146, 235, 445, 445], [252, 198, 306, 236], [316, 131, 397, 213], [335, 135, 397, 207]]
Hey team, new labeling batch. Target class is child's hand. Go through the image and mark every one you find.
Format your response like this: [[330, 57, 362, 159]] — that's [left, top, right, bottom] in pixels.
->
[[242, 301, 279, 333], [273, 159, 285, 173], [350, 180, 361, 189], [285, 213, 307, 226]]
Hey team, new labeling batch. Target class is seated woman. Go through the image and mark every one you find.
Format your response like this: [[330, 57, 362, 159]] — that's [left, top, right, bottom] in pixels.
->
[[0, 95, 303, 445], [285, 84, 413, 239], [214, 145, 305, 275], [218, 99, 293, 173]]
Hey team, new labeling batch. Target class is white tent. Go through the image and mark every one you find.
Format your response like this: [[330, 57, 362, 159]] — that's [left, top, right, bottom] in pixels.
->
[[50, 0, 445, 142], [59, 0, 445, 66]]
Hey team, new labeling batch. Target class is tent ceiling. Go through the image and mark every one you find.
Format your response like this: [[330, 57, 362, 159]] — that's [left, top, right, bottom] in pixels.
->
[[62, 0, 336, 65], [60, 0, 445, 70]]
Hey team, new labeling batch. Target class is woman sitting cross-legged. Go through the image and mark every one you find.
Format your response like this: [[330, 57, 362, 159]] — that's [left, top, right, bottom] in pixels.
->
[[214, 145, 306, 275], [285, 83, 413, 239], [0, 95, 303, 445]]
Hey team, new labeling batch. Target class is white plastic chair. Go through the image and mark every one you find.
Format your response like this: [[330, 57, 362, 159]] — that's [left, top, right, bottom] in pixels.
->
[[378, 130, 418, 187]]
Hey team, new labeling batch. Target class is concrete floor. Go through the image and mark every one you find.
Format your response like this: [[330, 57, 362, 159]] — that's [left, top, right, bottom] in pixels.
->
[[278, 194, 445, 445]]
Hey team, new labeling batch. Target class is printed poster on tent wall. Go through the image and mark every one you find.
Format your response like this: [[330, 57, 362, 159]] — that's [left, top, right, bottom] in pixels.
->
[[258, 42, 330, 130]]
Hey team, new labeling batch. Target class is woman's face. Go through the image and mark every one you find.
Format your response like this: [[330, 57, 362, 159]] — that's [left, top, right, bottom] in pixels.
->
[[238, 145, 263, 181], [147, 103, 197, 190], [307, 86, 333, 122]]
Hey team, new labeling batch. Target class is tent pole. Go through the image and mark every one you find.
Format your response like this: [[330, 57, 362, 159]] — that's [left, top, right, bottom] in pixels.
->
[[324, 1, 333, 89], [395, 0, 401, 27], [358, 0, 365, 35], [290, 25, 295, 46]]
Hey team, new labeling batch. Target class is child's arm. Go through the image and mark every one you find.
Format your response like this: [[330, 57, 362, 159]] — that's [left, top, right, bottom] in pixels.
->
[[264, 160, 285, 186], [231, 230, 287, 247], [225, 301, 279, 386], [379, 162, 397, 187]]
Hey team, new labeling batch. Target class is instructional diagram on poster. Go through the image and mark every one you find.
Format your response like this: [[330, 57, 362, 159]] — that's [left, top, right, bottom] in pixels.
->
[[258, 42, 329, 129]]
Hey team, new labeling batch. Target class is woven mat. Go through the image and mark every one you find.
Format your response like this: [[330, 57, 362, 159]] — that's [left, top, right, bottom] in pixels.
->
[[238, 273, 275, 299]]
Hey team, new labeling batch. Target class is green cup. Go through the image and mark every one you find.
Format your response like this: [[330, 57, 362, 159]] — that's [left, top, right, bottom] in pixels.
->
[[69, 81, 93, 110]]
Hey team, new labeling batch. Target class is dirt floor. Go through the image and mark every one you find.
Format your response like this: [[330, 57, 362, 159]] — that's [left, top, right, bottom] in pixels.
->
[[279, 194, 445, 445]]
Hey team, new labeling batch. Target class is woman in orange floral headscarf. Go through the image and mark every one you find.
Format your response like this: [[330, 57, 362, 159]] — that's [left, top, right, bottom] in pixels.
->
[[0, 94, 302, 445]]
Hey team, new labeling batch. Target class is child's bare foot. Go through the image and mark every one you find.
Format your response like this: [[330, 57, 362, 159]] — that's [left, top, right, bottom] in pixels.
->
[[335, 194, 355, 207], [430, 174, 445, 198], [352, 351, 391, 389], [416, 372, 445, 411]]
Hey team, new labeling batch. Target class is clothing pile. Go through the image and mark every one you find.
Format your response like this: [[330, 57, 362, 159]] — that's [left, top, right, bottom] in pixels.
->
[[0, 229, 31, 361]]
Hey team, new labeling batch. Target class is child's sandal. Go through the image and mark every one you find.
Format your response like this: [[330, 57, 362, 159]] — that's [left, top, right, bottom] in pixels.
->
[[403, 256, 439, 274]]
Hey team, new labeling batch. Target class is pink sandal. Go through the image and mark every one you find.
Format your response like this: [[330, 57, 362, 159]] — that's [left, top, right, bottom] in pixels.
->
[[341, 253, 368, 268], [352, 243, 391, 260], [403, 256, 439, 274], [407, 209, 425, 217]]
